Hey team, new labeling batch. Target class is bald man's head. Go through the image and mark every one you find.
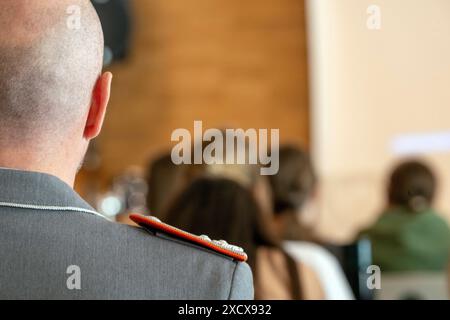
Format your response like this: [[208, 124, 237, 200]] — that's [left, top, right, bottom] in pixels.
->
[[0, 0, 104, 146]]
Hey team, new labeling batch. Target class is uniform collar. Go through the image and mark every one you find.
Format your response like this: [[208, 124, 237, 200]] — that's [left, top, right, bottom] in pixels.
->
[[0, 167, 103, 218]]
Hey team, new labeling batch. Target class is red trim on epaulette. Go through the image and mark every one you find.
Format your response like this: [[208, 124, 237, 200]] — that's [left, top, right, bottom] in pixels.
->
[[129, 214, 248, 262]]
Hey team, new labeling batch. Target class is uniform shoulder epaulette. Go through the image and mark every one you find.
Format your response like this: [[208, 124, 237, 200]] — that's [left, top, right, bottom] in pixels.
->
[[129, 213, 248, 262]]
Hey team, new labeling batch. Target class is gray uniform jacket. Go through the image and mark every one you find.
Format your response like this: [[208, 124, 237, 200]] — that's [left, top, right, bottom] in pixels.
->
[[0, 168, 254, 300]]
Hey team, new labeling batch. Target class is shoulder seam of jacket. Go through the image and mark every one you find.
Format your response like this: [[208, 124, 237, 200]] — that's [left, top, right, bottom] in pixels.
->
[[227, 260, 239, 300]]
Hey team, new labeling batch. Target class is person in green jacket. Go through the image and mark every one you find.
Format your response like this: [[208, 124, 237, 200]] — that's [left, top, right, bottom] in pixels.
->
[[363, 160, 450, 271]]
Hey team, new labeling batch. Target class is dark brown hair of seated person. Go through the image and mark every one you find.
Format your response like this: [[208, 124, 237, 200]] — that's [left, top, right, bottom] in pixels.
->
[[146, 153, 184, 217], [163, 177, 303, 299], [268, 146, 317, 215], [387, 160, 437, 213]]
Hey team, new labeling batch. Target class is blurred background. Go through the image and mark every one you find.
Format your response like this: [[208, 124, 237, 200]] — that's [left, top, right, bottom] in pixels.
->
[[77, 0, 310, 220], [75, 0, 450, 299]]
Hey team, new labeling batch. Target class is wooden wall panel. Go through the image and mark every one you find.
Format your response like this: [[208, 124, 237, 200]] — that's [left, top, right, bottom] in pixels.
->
[[85, 0, 310, 185]]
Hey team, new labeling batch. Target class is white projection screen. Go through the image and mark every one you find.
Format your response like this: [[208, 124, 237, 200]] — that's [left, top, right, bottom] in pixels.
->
[[306, 0, 450, 242]]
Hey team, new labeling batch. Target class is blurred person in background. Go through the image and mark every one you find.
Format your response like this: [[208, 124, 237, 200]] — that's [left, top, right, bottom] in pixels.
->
[[268, 146, 320, 242], [145, 133, 274, 220], [143, 138, 352, 299], [164, 177, 325, 300], [267, 145, 354, 299], [0, 0, 253, 299], [146, 152, 191, 218], [361, 160, 450, 271]]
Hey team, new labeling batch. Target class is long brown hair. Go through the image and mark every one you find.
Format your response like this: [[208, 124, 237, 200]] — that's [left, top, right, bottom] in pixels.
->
[[163, 177, 303, 299], [164, 177, 274, 269]]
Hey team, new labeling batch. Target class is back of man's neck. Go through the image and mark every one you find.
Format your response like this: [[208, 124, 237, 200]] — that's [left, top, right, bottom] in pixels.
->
[[0, 150, 76, 187]]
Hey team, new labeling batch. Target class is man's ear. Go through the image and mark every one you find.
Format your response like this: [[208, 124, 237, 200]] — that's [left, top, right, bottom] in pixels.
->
[[84, 72, 113, 140]]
